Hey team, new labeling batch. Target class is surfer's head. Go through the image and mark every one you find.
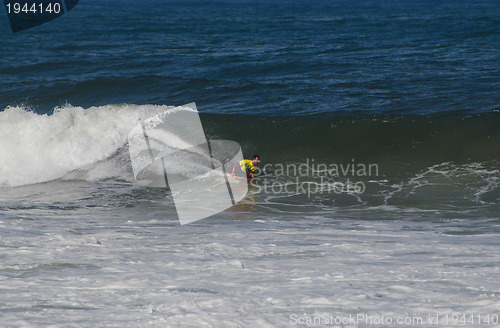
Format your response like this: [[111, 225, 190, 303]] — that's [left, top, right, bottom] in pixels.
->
[[251, 155, 260, 166]]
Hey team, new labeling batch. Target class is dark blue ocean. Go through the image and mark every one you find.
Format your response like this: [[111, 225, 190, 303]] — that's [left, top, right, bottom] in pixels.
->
[[2, 0, 500, 116], [1, 1, 500, 327]]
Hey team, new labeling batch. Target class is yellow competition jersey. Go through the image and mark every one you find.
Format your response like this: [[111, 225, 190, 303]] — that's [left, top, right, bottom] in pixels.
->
[[239, 159, 257, 173]]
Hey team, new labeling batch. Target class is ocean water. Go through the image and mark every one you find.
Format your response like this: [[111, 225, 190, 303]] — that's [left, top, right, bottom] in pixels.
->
[[1, 0, 500, 327]]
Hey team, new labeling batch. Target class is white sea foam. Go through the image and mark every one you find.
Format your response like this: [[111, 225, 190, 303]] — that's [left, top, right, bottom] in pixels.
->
[[1, 211, 498, 327], [0, 104, 171, 187]]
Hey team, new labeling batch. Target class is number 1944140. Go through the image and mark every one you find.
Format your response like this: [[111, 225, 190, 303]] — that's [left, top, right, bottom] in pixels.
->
[[5, 2, 62, 15]]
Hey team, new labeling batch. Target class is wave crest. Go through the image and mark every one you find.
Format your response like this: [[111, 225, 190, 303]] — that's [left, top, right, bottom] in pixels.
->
[[0, 104, 168, 187]]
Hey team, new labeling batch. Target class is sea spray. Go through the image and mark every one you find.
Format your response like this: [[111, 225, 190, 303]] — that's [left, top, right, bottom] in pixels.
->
[[0, 104, 167, 187]]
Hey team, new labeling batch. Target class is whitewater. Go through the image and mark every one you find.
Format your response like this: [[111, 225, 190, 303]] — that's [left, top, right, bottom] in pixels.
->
[[1, 197, 499, 327], [0, 105, 499, 327], [0, 104, 169, 187]]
